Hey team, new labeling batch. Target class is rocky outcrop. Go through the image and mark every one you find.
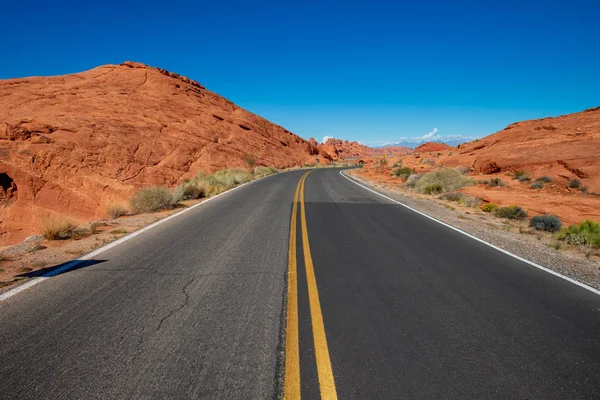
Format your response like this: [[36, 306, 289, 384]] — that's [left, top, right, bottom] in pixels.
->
[[0, 62, 324, 246]]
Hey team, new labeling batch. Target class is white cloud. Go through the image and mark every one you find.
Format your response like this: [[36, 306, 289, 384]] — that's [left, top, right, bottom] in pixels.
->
[[422, 128, 438, 140], [321, 135, 334, 143]]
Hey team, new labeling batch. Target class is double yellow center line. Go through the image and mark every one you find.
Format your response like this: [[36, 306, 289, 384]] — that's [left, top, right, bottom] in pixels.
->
[[285, 171, 338, 400]]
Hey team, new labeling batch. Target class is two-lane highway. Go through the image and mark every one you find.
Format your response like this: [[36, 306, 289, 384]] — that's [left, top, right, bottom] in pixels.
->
[[1, 168, 599, 399]]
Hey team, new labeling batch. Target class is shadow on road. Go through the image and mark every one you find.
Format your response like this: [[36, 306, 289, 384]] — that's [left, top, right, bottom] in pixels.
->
[[16, 259, 107, 279]]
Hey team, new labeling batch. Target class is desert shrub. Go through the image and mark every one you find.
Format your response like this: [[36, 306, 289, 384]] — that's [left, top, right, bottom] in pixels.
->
[[513, 170, 529, 181], [420, 158, 435, 166], [567, 178, 581, 188], [405, 174, 421, 188], [253, 166, 278, 177], [529, 215, 562, 232], [379, 158, 388, 167], [482, 203, 498, 213], [459, 195, 482, 208], [556, 220, 600, 248], [392, 160, 403, 168], [173, 181, 207, 202], [580, 186, 588, 193], [536, 176, 553, 183], [488, 178, 505, 187], [493, 205, 528, 220], [42, 215, 80, 240], [441, 192, 463, 202], [129, 186, 174, 213], [423, 184, 443, 195], [414, 168, 474, 194], [105, 203, 128, 219], [530, 181, 544, 189], [393, 167, 414, 179], [243, 154, 257, 168], [455, 166, 470, 175]]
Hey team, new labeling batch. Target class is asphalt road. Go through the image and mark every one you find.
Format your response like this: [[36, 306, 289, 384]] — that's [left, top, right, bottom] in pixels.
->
[[1, 168, 600, 399]]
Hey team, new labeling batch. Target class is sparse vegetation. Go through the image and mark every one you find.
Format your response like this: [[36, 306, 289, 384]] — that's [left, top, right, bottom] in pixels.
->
[[493, 205, 528, 220], [455, 166, 470, 175], [441, 192, 481, 208], [535, 125, 557, 131], [405, 174, 421, 188], [393, 167, 414, 179], [513, 170, 530, 181], [530, 181, 545, 189], [129, 186, 174, 214], [482, 203, 498, 213], [105, 202, 129, 220], [420, 158, 435, 166], [173, 180, 208, 203], [243, 154, 257, 168], [414, 168, 474, 194], [42, 215, 80, 240], [580, 186, 589, 193], [567, 178, 581, 189], [556, 220, 600, 248], [253, 166, 278, 177], [536, 176, 553, 183], [529, 214, 562, 232], [488, 177, 505, 187], [423, 184, 443, 195]]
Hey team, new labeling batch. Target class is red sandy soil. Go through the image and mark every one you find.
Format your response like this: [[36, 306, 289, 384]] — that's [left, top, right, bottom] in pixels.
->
[[0, 62, 328, 246], [355, 106, 600, 225], [308, 137, 412, 159]]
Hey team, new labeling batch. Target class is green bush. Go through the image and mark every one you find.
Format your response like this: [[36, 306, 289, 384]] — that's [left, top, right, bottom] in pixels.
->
[[529, 215, 562, 232], [393, 167, 414, 179], [129, 186, 174, 213], [423, 184, 443, 195], [493, 205, 528, 220], [482, 203, 498, 213], [536, 176, 553, 183], [556, 220, 600, 248], [530, 181, 544, 189], [488, 177, 505, 187], [567, 178, 581, 188], [513, 170, 529, 181], [414, 168, 474, 194]]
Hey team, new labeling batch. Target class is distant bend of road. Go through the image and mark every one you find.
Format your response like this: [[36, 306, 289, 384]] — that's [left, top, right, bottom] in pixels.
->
[[1, 168, 599, 400]]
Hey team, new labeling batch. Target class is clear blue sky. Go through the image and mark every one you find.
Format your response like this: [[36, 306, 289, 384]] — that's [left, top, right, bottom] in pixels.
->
[[2, 0, 598, 146]]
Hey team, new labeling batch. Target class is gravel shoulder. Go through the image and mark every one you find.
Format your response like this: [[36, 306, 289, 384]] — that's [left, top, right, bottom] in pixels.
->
[[346, 169, 600, 291]]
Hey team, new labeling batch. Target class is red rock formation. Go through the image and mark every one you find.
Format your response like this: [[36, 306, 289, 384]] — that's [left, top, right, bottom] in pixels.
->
[[308, 138, 413, 159], [414, 142, 454, 153], [0, 62, 326, 246]]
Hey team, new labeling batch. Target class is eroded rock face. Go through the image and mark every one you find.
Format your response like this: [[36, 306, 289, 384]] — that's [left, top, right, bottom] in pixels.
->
[[0, 173, 17, 203], [308, 138, 413, 159], [0, 62, 321, 246]]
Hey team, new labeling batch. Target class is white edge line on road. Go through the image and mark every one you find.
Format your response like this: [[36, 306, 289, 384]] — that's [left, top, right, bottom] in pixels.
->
[[340, 169, 600, 296], [0, 172, 284, 302]]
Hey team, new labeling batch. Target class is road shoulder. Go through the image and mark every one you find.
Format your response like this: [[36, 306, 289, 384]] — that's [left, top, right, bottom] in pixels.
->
[[344, 169, 600, 291]]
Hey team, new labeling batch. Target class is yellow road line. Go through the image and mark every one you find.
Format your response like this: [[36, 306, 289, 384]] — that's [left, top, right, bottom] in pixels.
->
[[284, 171, 310, 400], [300, 172, 338, 400]]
